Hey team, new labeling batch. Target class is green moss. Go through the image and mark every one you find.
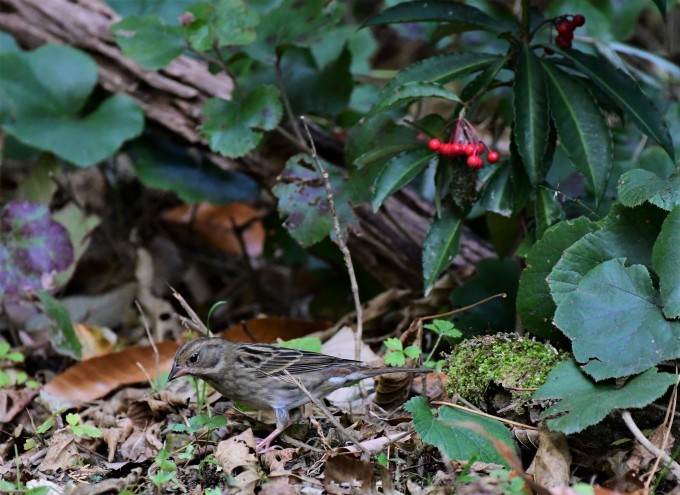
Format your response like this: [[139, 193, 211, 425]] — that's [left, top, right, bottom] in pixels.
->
[[445, 333, 566, 411]]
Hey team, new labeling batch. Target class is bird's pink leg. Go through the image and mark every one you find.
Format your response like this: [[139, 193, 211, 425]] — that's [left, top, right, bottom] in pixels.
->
[[255, 407, 291, 453]]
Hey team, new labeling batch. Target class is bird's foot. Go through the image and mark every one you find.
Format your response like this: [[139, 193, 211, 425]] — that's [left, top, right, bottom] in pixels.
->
[[255, 427, 284, 454]]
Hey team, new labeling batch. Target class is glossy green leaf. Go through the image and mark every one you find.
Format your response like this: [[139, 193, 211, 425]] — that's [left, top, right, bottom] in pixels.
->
[[112, 16, 184, 68], [653, 205, 680, 318], [38, 291, 82, 361], [183, 0, 259, 51], [542, 60, 612, 203], [369, 81, 460, 117], [517, 217, 598, 342], [535, 187, 565, 240], [476, 163, 513, 217], [381, 53, 500, 96], [651, 0, 667, 20], [132, 143, 259, 204], [423, 209, 463, 295], [406, 396, 513, 466], [372, 149, 433, 211], [513, 46, 549, 185], [557, 49, 675, 161], [0, 45, 143, 167], [201, 86, 282, 158], [534, 360, 675, 434], [618, 168, 680, 211], [460, 55, 509, 102], [363, 1, 515, 34], [553, 259, 680, 380]]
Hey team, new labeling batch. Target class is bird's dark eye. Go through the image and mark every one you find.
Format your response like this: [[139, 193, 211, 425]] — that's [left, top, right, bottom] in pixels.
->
[[188, 352, 199, 364]]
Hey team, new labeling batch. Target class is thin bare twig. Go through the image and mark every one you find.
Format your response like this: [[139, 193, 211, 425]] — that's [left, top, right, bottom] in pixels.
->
[[283, 370, 370, 457], [299, 116, 363, 361], [432, 401, 539, 431], [621, 410, 680, 481], [644, 369, 679, 488], [135, 300, 160, 386]]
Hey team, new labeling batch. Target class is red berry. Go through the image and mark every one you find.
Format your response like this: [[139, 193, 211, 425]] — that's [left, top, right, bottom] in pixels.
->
[[544, 47, 554, 55], [440, 143, 454, 157], [556, 22, 572, 35], [475, 142, 485, 154], [428, 138, 441, 151], [452, 143, 464, 155], [487, 151, 500, 163], [572, 14, 585, 27], [467, 155, 483, 168], [560, 30, 574, 42], [556, 35, 571, 48], [464, 143, 476, 156]]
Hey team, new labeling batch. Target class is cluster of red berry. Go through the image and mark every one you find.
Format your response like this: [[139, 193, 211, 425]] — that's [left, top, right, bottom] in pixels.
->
[[545, 14, 585, 53], [427, 118, 499, 168]]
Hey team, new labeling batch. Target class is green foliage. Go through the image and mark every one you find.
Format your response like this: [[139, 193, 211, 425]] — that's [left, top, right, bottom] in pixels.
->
[[384, 338, 421, 367], [405, 396, 514, 466], [0, 44, 143, 167], [534, 360, 675, 434], [201, 86, 283, 159], [112, 16, 184, 69], [38, 291, 82, 361], [66, 413, 103, 439], [149, 444, 179, 488], [423, 320, 461, 369], [0, 343, 39, 389], [276, 337, 322, 353], [171, 413, 228, 435]]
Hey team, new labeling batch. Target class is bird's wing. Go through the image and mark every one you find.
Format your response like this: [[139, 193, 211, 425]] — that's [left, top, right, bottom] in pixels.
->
[[236, 343, 363, 378]]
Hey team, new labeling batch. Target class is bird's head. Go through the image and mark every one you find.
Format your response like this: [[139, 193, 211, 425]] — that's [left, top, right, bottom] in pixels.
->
[[168, 337, 227, 381]]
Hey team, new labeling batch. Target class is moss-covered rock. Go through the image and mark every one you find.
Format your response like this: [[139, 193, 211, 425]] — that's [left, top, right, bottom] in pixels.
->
[[445, 333, 566, 413]]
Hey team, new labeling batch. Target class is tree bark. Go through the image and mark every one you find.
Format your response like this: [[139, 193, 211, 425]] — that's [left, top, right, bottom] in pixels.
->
[[0, 0, 494, 290]]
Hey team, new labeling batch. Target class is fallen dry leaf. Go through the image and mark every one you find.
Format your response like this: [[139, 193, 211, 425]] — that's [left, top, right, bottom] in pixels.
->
[[527, 428, 572, 489], [39, 427, 78, 472], [215, 429, 261, 494], [324, 452, 374, 493], [162, 202, 265, 257], [74, 323, 117, 359], [119, 422, 163, 462], [42, 341, 179, 403]]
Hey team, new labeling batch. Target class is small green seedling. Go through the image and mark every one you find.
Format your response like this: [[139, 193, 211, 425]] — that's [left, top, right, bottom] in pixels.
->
[[423, 319, 462, 370], [384, 338, 421, 367], [66, 413, 102, 439]]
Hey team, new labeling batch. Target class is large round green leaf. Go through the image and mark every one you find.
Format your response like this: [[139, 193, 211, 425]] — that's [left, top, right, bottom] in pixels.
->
[[0, 44, 144, 167]]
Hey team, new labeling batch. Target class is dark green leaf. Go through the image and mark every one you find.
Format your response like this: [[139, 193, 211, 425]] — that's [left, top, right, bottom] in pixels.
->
[[517, 217, 598, 341], [38, 291, 82, 361], [369, 81, 460, 117], [618, 168, 680, 211], [132, 144, 259, 204], [201, 86, 282, 158], [553, 258, 680, 380], [183, 0, 259, 51], [406, 396, 513, 466], [372, 149, 433, 211], [0, 45, 144, 167], [653, 205, 680, 318], [534, 360, 675, 434], [460, 55, 509, 102], [541, 60, 612, 202], [556, 49, 675, 161], [363, 1, 515, 34], [282, 46, 353, 116], [513, 46, 549, 185], [244, 0, 342, 62], [535, 187, 564, 240], [423, 209, 463, 295], [651, 0, 667, 21], [381, 53, 500, 96], [273, 153, 360, 246], [112, 16, 185, 68]]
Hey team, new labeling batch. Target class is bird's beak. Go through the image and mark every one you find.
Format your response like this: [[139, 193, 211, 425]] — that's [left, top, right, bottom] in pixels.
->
[[168, 363, 189, 381]]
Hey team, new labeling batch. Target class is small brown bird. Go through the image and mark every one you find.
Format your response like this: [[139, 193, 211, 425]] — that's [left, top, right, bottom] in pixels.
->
[[168, 337, 430, 452]]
